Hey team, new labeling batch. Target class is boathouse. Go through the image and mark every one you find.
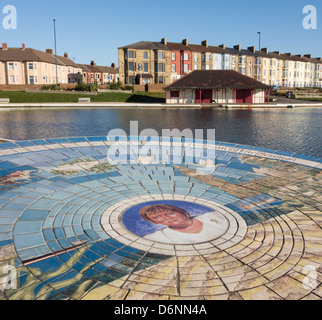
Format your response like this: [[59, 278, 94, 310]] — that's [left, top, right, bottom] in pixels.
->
[[164, 70, 270, 104]]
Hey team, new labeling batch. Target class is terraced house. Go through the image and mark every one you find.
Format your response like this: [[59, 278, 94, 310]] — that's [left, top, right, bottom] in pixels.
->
[[0, 43, 82, 85], [78, 61, 119, 85], [118, 38, 322, 88]]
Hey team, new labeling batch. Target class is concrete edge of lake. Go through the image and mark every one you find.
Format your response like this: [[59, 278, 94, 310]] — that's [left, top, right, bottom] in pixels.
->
[[0, 102, 322, 110]]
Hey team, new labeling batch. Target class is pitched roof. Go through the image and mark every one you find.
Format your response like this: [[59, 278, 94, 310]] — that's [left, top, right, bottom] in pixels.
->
[[164, 70, 270, 90], [166, 42, 191, 51], [95, 65, 119, 74], [119, 41, 169, 50], [0, 46, 78, 67]]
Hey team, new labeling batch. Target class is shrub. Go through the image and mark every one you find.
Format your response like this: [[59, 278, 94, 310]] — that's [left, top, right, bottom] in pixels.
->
[[74, 82, 98, 92], [40, 85, 51, 90], [123, 85, 135, 93], [50, 84, 61, 91], [109, 81, 123, 90]]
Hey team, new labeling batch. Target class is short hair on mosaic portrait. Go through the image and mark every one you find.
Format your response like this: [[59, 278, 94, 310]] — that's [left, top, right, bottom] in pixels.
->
[[139, 204, 191, 224]]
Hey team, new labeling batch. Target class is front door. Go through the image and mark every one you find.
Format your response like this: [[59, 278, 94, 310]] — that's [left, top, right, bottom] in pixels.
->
[[196, 89, 212, 104], [236, 89, 253, 103]]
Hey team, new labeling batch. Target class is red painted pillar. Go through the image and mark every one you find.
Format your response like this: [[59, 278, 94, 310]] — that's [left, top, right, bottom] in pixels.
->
[[267, 89, 270, 103]]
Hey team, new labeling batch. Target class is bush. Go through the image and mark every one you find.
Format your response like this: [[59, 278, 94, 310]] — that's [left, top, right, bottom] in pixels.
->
[[74, 82, 98, 92], [50, 84, 61, 91], [123, 85, 135, 93], [40, 85, 51, 90], [109, 81, 123, 90], [40, 84, 60, 91]]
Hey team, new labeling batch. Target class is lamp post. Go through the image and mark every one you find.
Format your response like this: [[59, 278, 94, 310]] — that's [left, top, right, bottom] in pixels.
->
[[53, 19, 58, 85], [257, 32, 261, 82]]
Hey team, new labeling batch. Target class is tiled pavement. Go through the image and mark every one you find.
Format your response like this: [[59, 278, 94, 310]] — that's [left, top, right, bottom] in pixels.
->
[[0, 136, 321, 300]]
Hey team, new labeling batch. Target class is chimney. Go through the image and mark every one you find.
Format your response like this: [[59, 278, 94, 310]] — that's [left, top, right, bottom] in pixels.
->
[[234, 44, 241, 51], [273, 51, 280, 55], [2, 43, 7, 50], [247, 46, 255, 52], [304, 54, 312, 59], [161, 38, 167, 45], [261, 48, 268, 54], [219, 44, 225, 49], [91, 60, 96, 67], [21, 43, 25, 50], [285, 53, 292, 57], [46, 49, 53, 55], [296, 54, 303, 58], [111, 63, 116, 69], [182, 38, 188, 46], [64, 52, 68, 59], [201, 40, 208, 47]]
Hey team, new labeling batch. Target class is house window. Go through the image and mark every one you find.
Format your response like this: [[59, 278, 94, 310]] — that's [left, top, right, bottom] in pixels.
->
[[184, 53, 189, 61], [194, 64, 198, 70], [9, 75, 15, 83], [158, 76, 164, 84], [172, 53, 176, 61], [144, 63, 148, 72], [158, 51, 165, 60], [29, 76, 34, 84], [28, 63, 34, 70], [172, 64, 176, 72], [205, 65, 210, 70], [170, 91, 179, 98], [158, 63, 164, 72], [8, 63, 14, 70], [128, 50, 134, 59], [194, 54, 198, 62], [128, 62, 134, 71], [128, 76, 134, 84], [34, 63, 37, 70], [144, 51, 148, 60], [184, 64, 189, 73]]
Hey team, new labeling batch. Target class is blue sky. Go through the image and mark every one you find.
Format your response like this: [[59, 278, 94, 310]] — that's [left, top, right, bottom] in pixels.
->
[[1, 0, 321, 66]]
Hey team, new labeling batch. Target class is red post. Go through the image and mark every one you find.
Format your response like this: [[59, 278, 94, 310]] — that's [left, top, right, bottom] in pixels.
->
[[267, 89, 270, 103]]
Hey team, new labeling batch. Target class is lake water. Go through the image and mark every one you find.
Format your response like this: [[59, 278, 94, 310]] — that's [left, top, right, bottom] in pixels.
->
[[0, 107, 321, 158]]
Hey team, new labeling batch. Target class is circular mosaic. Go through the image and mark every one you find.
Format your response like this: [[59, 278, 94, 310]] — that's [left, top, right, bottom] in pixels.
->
[[0, 136, 321, 300], [100, 195, 247, 255]]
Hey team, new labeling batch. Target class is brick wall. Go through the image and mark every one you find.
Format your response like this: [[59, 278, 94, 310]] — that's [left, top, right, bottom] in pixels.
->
[[134, 84, 164, 92]]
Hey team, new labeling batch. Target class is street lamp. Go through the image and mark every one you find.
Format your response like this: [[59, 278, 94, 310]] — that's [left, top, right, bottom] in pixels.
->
[[53, 19, 58, 85], [257, 32, 261, 82]]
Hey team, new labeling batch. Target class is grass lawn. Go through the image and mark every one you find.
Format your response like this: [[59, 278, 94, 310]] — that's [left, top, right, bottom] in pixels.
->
[[0, 91, 166, 104], [296, 97, 322, 102]]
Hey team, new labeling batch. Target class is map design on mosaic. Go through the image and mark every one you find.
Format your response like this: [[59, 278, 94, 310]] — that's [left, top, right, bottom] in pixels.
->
[[0, 136, 321, 300]]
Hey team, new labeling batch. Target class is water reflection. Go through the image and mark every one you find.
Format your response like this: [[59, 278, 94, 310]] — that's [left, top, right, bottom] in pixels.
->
[[0, 107, 321, 157]]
